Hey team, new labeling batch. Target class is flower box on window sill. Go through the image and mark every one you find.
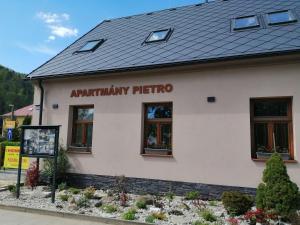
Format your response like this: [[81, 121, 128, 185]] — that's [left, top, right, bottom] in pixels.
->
[[144, 148, 172, 155], [256, 152, 290, 160]]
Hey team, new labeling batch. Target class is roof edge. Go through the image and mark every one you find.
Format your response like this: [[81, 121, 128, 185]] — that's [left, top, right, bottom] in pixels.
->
[[27, 49, 300, 81]]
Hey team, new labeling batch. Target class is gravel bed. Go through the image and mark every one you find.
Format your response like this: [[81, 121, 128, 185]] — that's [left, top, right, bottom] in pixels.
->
[[0, 186, 293, 225]]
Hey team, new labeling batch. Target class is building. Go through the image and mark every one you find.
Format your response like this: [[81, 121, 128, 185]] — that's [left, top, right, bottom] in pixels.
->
[[1, 104, 33, 135], [27, 0, 300, 198]]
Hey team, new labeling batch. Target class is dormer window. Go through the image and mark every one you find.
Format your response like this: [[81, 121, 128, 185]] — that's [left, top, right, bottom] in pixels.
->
[[267, 10, 297, 25], [233, 15, 260, 30], [145, 29, 172, 43], [75, 39, 105, 53]]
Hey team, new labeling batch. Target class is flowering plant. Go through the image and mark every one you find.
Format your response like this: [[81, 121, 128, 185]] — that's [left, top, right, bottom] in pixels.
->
[[227, 217, 239, 225], [25, 162, 39, 190], [244, 209, 278, 225]]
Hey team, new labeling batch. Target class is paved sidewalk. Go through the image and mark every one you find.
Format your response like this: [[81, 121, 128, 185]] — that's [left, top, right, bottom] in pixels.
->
[[0, 209, 109, 225], [0, 169, 25, 187]]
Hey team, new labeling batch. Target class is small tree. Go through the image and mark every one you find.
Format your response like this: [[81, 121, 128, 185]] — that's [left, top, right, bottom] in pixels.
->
[[22, 115, 32, 125], [25, 162, 39, 190], [256, 153, 299, 219]]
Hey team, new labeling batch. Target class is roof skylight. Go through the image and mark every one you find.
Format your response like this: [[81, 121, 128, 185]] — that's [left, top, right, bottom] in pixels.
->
[[145, 29, 172, 43], [233, 16, 260, 30], [76, 39, 105, 53], [267, 10, 297, 25]]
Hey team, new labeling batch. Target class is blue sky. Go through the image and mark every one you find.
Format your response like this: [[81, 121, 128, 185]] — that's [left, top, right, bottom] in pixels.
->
[[0, 0, 201, 74]]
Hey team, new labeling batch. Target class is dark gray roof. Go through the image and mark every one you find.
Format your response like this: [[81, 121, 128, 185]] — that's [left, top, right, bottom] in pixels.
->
[[28, 0, 300, 79]]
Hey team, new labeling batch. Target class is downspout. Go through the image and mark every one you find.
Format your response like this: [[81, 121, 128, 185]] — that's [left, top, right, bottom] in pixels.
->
[[38, 80, 44, 125], [37, 79, 44, 173]]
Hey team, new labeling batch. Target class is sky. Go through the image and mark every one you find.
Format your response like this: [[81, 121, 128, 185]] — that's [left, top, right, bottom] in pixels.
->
[[0, 0, 201, 74]]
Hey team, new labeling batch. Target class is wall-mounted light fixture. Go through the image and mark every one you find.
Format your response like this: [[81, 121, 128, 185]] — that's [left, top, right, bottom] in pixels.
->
[[52, 104, 59, 109], [207, 96, 216, 103]]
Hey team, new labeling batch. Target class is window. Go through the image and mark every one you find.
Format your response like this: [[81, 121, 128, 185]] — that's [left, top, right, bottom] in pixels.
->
[[143, 102, 172, 156], [76, 39, 105, 53], [70, 105, 94, 152], [267, 10, 297, 25], [233, 16, 260, 30], [250, 98, 293, 160], [145, 29, 172, 43]]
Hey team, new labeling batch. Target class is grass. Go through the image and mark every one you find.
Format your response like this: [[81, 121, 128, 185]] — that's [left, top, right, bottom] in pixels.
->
[[199, 209, 217, 222], [101, 204, 118, 213], [151, 212, 167, 221], [59, 194, 70, 201], [185, 191, 200, 200], [145, 215, 156, 223], [122, 208, 137, 220], [68, 187, 80, 195], [136, 199, 147, 209]]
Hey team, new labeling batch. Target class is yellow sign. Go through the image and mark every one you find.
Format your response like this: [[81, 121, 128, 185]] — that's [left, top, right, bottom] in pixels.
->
[[4, 120, 16, 129], [4, 146, 29, 169]]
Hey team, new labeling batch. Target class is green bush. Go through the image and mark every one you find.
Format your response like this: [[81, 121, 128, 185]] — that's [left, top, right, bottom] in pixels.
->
[[101, 204, 118, 213], [136, 199, 147, 209], [59, 194, 70, 201], [68, 187, 80, 195], [145, 215, 155, 223], [185, 191, 200, 200], [3, 128, 21, 142], [41, 146, 70, 183], [165, 191, 175, 201], [7, 184, 16, 195], [256, 153, 299, 218], [0, 141, 20, 148], [122, 208, 136, 220], [221, 191, 254, 216], [58, 182, 67, 191], [76, 196, 90, 208], [199, 209, 217, 222]]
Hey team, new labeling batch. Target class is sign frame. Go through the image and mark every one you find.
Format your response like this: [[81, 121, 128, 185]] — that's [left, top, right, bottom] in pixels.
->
[[16, 125, 60, 203]]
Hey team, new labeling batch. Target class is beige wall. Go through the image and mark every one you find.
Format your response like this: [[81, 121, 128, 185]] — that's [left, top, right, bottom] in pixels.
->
[[32, 56, 300, 188]]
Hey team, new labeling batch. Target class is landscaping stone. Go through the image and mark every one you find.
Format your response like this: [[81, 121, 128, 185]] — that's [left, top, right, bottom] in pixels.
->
[[0, 186, 294, 225]]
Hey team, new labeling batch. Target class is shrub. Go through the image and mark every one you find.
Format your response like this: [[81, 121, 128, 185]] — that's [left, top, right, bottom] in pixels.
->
[[102, 204, 118, 213], [199, 209, 217, 222], [41, 146, 70, 184], [145, 215, 155, 223], [136, 199, 147, 209], [151, 212, 167, 221], [119, 192, 128, 206], [59, 194, 69, 201], [256, 153, 299, 219], [244, 209, 275, 225], [68, 187, 81, 195], [7, 184, 16, 195], [165, 191, 175, 201], [22, 115, 32, 125], [25, 162, 39, 189], [208, 200, 218, 206], [76, 196, 90, 208], [3, 128, 21, 141], [58, 182, 67, 191], [114, 175, 127, 193], [185, 191, 200, 200], [122, 208, 136, 220], [83, 186, 96, 199], [221, 191, 254, 216], [227, 218, 240, 225]]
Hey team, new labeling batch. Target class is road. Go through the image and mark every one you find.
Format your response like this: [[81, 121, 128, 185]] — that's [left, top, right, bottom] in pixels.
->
[[0, 209, 109, 225]]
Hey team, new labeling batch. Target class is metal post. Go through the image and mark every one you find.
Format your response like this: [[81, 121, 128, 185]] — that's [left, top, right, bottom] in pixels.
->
[[37, 80, 44, 180], [51, 127, 59, 203], [16, 154, 22, 199]]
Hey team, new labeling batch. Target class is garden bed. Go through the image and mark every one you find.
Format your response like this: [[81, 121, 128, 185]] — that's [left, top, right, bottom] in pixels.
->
[[0, 185, 294, 225]]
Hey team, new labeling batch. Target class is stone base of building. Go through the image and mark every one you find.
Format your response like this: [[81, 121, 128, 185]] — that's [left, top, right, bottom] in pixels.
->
[[66, 173, 256, 199]]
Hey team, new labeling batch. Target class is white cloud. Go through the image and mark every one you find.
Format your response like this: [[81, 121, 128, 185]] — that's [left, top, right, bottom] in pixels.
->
[[37, 11, 78, 40], [49, 25, 78, 38], [17, 43, 57, 55]]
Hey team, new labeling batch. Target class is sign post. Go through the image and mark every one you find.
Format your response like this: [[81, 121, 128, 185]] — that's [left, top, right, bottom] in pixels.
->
[[16, 125, 60, 203]]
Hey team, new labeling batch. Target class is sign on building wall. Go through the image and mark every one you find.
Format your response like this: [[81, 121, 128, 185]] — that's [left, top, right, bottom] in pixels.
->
[[4, 146, 29, 169]]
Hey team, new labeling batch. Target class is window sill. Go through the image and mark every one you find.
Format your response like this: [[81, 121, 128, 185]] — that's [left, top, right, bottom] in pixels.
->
[[67, 146, 92, 154], [252, 158, 297, 163], [141, 154, 173, 158]]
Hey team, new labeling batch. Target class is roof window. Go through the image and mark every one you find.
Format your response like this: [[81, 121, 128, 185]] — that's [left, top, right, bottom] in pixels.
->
[[76, 39, 105, 53], [233, 16, 260, 30], [267, 10, 297, 25], [145, 29, 172, 43]]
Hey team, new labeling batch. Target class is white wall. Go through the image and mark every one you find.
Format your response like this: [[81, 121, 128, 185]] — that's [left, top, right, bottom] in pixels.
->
[[32, 56, 300, 188]]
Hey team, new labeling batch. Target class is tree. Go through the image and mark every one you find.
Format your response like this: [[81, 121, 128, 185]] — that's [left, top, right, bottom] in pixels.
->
[[256, 153, 300, 219]]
